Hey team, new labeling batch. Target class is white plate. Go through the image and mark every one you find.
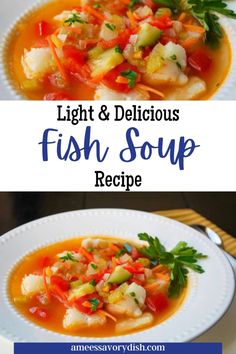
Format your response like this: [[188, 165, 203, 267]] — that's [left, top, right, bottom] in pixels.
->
[[0, 0, 236, 100], [0, 208, 235, 350]]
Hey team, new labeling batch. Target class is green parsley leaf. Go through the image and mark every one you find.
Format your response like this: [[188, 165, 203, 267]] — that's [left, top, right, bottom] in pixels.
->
[[129, 292, 136, 297], [138, 233, 207, 298], [90, 263, 98, 270], [93, 3, 102, 8], [170, 54, 177, 60], [89, 279, 97, 286], [115, 45, 122, 53], [59, 252, 78, 262], [120, 69, 138, 88], [105, 23, 116, 31], [87, 247, 94, 253], [88, 298, 100, 311], [64, 13, 87, 26], [128, 0, 141, 10]]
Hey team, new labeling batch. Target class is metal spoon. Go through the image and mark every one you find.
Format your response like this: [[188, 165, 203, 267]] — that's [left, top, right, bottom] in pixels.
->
[[190, 224, 236, 268]]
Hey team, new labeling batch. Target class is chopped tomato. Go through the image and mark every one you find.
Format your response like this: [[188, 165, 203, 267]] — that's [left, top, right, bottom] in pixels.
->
[[131, 246, 142, 260], [160, 35, 177, 45], [143, 0, 159, 11], [51, 275, 70, 291], [102, 63, 139, 93], [73, 293, 103, 315], [34, 21, 52, 37], [29, 306, 48, 319], [44, 92, 72, 100], [146, 293, 169, 312], [62, 45, 87, 65], [149, 16, 173, 30], [188, 48, 212, 72], [38, 256, 52, 269], [100, 28, 134, 50]]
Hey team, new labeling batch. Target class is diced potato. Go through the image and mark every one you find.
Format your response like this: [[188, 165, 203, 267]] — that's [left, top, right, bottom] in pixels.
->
[[106, 296, 142, 317], [21, 274, 44, 296], [115, 313, 154, 334], [21, 48, 56, 80], [100, 15, 125, 41], [63, 308, 106, 329], [165, 76, 207, 100], [89, 47, 124, 78], [94, 84, 150, 100], [125, 282, 146, 307]]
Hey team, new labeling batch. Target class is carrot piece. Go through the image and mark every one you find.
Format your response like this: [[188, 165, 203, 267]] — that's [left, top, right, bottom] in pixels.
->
[[183, 24, 205, 34], [178, 12, 187, 22], [127, 10, 137, 28], [98, 310, 117, 322], [91, 72, 106, 83], [136, 83, 164, 98], [152, 264, 169, 273], [116, 76, 129, 84], [144, 282, 160, 292], [110, 243, 121, 252], [156, 273, 170, 282], [181, 36, 201, 49], [43, 268, 51, 301], [47, 36, 68, 82], [83, 4, 105, 21], [82, 300, 92, 308], [79, 246, 94, 261]]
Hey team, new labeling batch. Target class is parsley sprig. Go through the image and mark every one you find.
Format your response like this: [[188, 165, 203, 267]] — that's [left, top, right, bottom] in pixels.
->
[[88, 298, 100, 311], [59, 252, 78, 262], [138, 233, 207, 297], [153, 0, 236, 47], [120, 69, 138, 88], [64, 13, 87, 26]]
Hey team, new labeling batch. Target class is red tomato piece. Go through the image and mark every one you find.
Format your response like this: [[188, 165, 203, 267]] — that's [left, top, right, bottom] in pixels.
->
[[160, 35, 177, 45], [44, 92, 72, 100], [102, 62, 139, 93], [100, 28, 134, 50], [124, 262, 144, 274], [131, 246, 142, 260], [73, 293, 103, 315], [63, 45, 87, 65], [50, 275, 70, 291], [188, 48, 212, 72], [146, 293, 169, 312], [149, 16, 173, 30], [38, 256, 51, 269], [29, 306, 48, 319], [35, 21, 52, 37]]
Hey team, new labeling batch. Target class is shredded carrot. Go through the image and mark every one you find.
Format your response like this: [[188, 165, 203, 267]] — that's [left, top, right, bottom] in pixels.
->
[[66, 27, 82, 34], [47, 36, 68, 82], [127, 10, 137, 28], [43, 268, 51, 301], [79, 246, 94, 261], [110, 243, 121, 252], [116, 76, 129, 84], [183, 24, 205, 34], [178, 12, 187, 22], [51, 34, 63, 48], [83, 4, 105, 21], [98, 310, 117, 322], [152, 264, 169, 273], [136, 83, 164, 98], [144, 282, 160, 292], [156, 273, 170, 282], [82, 300, 92, 308]]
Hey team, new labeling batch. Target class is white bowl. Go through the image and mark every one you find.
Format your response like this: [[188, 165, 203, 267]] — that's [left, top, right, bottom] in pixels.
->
[[0, 208, 235, 351], [1, 0, 236, 99]]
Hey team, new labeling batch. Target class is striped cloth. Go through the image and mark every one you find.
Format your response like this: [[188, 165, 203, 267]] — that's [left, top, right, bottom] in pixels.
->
[[153, 208, 236, 257]]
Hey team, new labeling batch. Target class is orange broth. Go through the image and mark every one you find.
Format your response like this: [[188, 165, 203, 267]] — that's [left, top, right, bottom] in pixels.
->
[[9, 237, 187, 337], [5, 0, 232, 100]]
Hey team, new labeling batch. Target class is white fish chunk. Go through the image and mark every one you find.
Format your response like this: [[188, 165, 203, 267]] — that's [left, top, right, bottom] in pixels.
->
[[21, 274, 44, 296], [165, 76, 207, 100], [125, 282, 146, 307], [81, 238, 109, 249], [94, 84, 150, 100], [63, 308, 106, 330], [115, 312, 154, 333], [21, 48, 56, 79], [106, 296, 142, 317], [143, 61, 188, 86]]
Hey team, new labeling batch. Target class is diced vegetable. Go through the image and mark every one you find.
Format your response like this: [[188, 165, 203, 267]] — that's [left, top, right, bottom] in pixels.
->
[[69, 282, 95, 299], [70, 279, 83, 289], [125, 282, 146, 306], [51, 275, 70, 291], [88, 46, 104, 60], [188, 48, 212, 72], [89, 47, 124, 78], [136, 23, 162, 48], [108, 266, 132, 284], [107, 283, 128, 303], [155, 8, 172, 18], [34, 21, 52, 37], [146, 293, 169, 312]]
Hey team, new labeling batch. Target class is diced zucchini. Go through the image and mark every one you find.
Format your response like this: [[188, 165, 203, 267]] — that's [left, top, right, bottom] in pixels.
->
[[108, 266, 132, 284], [136, 23, 162, 49], [68, 282, 95, 299], [155, 8, 172, 17], [146, 43, 165, 74], [70, 279, 83, 289], [88, 45, 104, 60], [89, 47, 124, 78]]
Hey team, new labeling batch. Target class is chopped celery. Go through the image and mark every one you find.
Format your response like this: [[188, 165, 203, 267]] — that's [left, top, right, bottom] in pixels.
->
[[88, 45, 104, 60], [70, 279, 83, 289], [108, 266, 132, 284], [89, 47, 124, 78], [136, 23, 162, 49]]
